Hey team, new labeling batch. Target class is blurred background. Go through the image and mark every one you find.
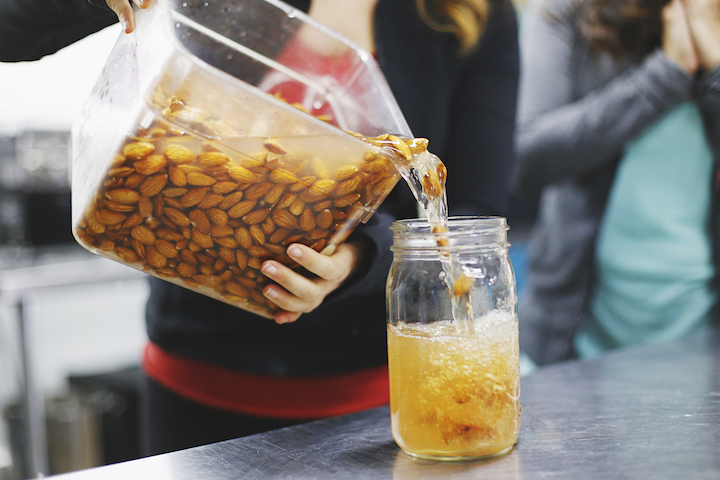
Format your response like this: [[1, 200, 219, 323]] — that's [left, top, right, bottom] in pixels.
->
[[0, 10, 535, 479], [0, 24, 150, 480]]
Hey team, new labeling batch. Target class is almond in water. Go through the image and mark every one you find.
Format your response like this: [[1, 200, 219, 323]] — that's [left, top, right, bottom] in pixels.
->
[[75, 96, 429, 318]]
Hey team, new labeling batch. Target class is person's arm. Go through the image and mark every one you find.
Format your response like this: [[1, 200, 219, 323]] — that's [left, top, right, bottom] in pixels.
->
[[443, 0, 520, 218], [685, 0, 720, 153], [514, 0, 694, 195], [0, 0, 151, 62]]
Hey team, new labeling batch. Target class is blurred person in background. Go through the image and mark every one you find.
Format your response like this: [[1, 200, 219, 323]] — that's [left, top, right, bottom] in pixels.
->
[[1, 0, 519, 455], [514, 0, 720, 368]]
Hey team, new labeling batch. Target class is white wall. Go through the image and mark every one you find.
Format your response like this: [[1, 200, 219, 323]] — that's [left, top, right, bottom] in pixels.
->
[[0, 24, 122, 136]]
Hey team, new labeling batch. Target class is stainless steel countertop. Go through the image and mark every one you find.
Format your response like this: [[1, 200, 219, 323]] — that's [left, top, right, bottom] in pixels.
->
[[51, 329, 720, 479]]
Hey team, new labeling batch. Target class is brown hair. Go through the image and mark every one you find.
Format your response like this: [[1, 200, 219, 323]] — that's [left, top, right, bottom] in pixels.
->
[[579, 0, 669, 59], [416, 0, 493, 54]]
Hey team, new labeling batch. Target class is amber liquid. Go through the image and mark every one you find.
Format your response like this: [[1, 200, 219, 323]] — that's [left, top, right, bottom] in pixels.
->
[[387, 312, 520, 459]]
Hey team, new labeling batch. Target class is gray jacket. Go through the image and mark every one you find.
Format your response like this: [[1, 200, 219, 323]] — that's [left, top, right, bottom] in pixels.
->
[[514, 0, 720, 365]]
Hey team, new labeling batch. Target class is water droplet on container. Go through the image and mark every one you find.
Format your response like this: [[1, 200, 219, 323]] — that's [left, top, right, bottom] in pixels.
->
[[182, 2, 187, 7], [203, 2, 209, 6], [226, 54, 233, 60]]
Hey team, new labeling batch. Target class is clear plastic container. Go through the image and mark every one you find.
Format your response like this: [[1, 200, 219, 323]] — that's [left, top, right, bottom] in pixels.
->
[[71, 0, 413, 318]]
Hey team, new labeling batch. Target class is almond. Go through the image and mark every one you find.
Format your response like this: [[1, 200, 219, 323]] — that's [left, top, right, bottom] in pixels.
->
[[168, 166, 188, 186], [95, 209, 126, 225], [309, 229, 329, 240], [155, 239, 179, 258], [363, 157, 391, 174], [207, 208, 229, 226], [211, 225, 234, 237], [277, 192, 297, 209], [191, 228, 214, 249], [313, 200, 333, 212], [228, 200, 257, 218], [264, 183, 285, 205], [316, 209, 333, 229], [115, 247, 139, 263], [181, 249, 198, 265], [104, 201, 136, 213], [215, 237, 238, 249], [291, 176, 316, 192], [288, 199, 305, 216], [236, 250, 249, 269], [176, 263, 198, 277], [273, 209, 299, 230], [269, 228, 291, 244], [196, 193, 224, 209], [234, 228, 253, 249], [453, 273, 474, 296], [263, 139, 287, 155], [165, 207, 191, 227], [225, 281, 250, 297], [197, 151, 231, 166], [212, 181, 239, 194], [269, 168, 298, 184], [249, 246, 272, 258], [218, 191, 244, 210], [123, 141, 155, 160], [105, 188, 140, 204], [261, 218, 275, 235], [122, 213, 144, 229], [299, 208, 316, 232], [218, 247, 236, 264], [335, 177, 361, 197], [134, 155, 167, 175], [227, 166, 259, 184], [164, 144, 195, 164], [139, 174, 168, 197], [179, 187, 208, 208], [243, 208, 271, 225], [156, 228, 184, 241], [334, 165, 359, 181], [186, 172, 217, 186], [108, 166, 135, 178], [244, 182, 273, 200], [189, 209, 212, 234], [131, 225, 156, 245], [146, 246, 168, 269], [139, 197, 153, 218], [249, 225, 266, 245]]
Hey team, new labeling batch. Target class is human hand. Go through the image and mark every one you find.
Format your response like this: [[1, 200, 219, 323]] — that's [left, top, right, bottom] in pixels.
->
[[662, 0, 700, 75], [684, 0, 720, 70], [106, 0, 154, 34], [260, 241, 366, 324]]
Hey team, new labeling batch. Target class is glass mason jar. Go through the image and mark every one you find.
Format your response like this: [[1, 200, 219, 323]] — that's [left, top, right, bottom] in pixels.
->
[[386, 217, 520, 460]]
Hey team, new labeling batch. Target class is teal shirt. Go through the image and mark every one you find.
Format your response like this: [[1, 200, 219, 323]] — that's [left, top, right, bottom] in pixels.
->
[[577, 103, 716, 358]]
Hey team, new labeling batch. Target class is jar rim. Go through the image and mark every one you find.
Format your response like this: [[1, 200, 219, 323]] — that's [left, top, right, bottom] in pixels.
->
[[391, 216, 508, 232], [390, 216, 509, 252]]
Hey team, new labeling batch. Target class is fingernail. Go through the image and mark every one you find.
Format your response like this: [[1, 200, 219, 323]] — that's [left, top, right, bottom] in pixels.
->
[[122, 19, 131, 32], [265, 287, 278, 299], [262, 263, 277, 276], [288, 246, 302, 259]]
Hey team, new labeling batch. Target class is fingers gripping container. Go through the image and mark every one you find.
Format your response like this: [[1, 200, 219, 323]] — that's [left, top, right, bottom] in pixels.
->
[[72, 0, 413, 318]]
